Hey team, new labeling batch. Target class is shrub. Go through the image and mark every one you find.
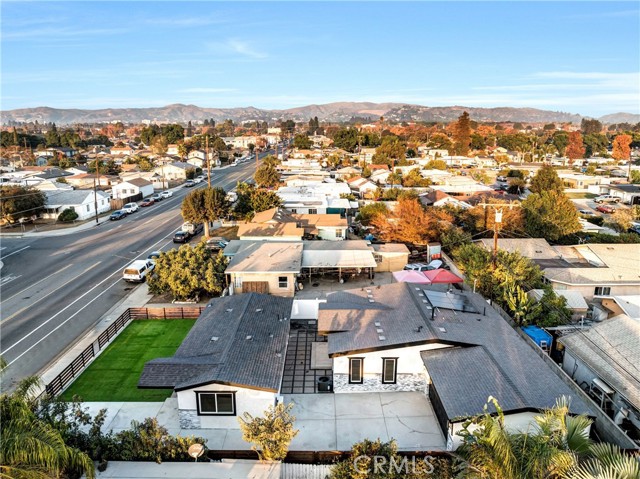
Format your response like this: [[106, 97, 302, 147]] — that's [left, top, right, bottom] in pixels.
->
[[58, 208, 79, 222]]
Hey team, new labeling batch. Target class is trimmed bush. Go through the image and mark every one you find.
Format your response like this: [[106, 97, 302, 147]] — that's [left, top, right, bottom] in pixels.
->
[[58, 208, 79, 222]]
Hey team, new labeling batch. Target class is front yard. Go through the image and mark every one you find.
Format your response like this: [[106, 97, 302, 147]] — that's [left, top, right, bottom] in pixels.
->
[[61, 319, 195, 402], [566, 192, 597, 199]]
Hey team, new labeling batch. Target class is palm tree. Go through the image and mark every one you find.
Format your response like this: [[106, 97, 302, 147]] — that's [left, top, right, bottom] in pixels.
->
[[570, 443, 640, 479], [0, 377, 95, 479], [456, 397, 592, 479]]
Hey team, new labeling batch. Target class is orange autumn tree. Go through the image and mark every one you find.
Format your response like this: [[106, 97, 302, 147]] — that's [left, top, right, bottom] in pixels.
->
[[371, 197, 453, 245], [565, 131, 586, 163], [612, 134, 632, 162]]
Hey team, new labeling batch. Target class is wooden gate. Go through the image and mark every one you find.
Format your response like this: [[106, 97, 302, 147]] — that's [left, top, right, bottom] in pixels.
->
[[241, 281, 269, 294]]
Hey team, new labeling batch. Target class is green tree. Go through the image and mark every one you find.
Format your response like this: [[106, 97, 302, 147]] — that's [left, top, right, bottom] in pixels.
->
[[552, 131, 570, 156], [45, 123, 61, 146], [356, 202, 388, 226], [254, 163, 280, 188], [238, 403, 298, 462], [0, 377, 95, 479], [471, 132, 487, 150], [570, 443, 640, 479], [58, 208, 79, 223], [332, 127, 359, 152], [535, 286, 572, 327], [583, 134, 608, 158], [522, 191, 581, 241], [581, 118, 603, 135], [293, 134, 312, 149], [234, 183, 282, 217], [425, 159, 448, 170], [504, 283, 542, 326], [147, 243, 228, 301], [181, 187, 230, 238], [161, 124, 185, 144], [507, 178, 526, 195], [456, 397, 592, 479], [529, 165, 564, 194], [372, 136, 406, 166], [0, 186, 46, 224], [453, 111, 472, 156], [630, 170, 640, 184], [151, 135, 168, 157]]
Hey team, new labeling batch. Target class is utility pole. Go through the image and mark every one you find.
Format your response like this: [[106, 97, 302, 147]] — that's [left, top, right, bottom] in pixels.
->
[[206, 135, 211, 188], [477, 202, 521, 268], [93, 159, 100, 224]]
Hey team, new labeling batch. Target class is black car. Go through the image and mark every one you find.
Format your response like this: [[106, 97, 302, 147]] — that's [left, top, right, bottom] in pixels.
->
[[173, 231, 191, 243], [110, 210, 127, 220]]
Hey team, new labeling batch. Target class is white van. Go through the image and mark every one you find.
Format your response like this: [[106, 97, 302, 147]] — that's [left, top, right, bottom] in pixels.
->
[[122, 259, 155, 282]]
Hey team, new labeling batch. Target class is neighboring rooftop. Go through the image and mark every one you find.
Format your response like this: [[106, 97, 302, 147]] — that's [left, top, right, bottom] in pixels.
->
[[138, 293, 293, 392], [560, 315, 640, 411], [226, 242, 303, 273]]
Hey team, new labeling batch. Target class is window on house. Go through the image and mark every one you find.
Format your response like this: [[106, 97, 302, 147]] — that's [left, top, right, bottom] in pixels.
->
[[373, 253, 383, 263], [196, 392, 235, 415], [290, 209, 297, 213], [234, 277, 242, 288], [308, 208, 317, 214], [594, 286, 611, 296], [349, 358, 363, 384], [382, 358, 397, 384], [278, 276, 288, 288], [86, 205, 90, 212], [335, 229, 343, 237]]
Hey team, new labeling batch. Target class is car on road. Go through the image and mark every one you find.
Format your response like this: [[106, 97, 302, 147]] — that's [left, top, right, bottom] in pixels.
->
[[122, 202, 139, 214], [122, 259, 155, 282], [110, 210, 127, 220], [183, 180, 195, 187], [578, 209, 596, 216], [594, 195, 620, 203], [173, 231, 191, 243], [160, 190, 173, 198], [151, 193, 163, 202], [140, 198, 155, 207], [147, 251, 162, 264], [194, 175, 205, 183], [595, 204, 616, 214]]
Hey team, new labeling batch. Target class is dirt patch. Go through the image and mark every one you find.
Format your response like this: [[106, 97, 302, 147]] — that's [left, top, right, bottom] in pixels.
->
[[209, 225, 239, 240]]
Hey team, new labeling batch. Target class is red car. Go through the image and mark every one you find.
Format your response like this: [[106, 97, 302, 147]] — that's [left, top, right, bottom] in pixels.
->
[[595, 204, 615, 214], [140, 198, 155, 207]]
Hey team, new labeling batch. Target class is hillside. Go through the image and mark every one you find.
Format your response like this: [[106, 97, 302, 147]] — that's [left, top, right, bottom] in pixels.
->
[[1, 102, 635, 125]]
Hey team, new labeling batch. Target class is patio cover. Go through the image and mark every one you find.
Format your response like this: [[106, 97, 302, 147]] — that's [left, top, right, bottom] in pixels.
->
[[392, 270, 432, 284], [302, 250, 377, 269], [422, 268, 464, 284]]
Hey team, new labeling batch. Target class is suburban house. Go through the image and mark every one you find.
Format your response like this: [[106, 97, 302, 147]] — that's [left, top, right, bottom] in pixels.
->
[[65, 173, 114, 189], [346, 176, 378, 198], [111, 178, 154, 200], [595, 295, 640, 321], [153, 161, 194, 182], [110, 146, 134, 156], [237, 207, 348, 241], [226, 242, 303, 297], [560, 173, 604, 190], [559, 315, 640, 443], [596, 184, 640, 205], [317, 282, 594, 450], [43, 190, 111, 221], [139, 293, 293, 429], [277, 183, 353, 215], [429, 177, 493, 197], [370, 243, 411, 272], [419, 190, 471, 209], [476, 239, 640, 302], [527, 289, 589, 321], [334, 166, 361, 180], [166, 144, 179, 156]]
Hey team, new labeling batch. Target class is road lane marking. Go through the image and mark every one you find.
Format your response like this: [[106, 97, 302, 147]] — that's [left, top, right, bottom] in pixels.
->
[[1, 274, 22, 286], [1, 262, 100, 324], [3, 230, 177, 362], [0, 245, 30, 259], [1, 264, 74, 303]]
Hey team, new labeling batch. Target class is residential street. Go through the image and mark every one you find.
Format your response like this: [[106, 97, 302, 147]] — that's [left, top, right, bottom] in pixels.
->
[[0, 157, 265, 390]]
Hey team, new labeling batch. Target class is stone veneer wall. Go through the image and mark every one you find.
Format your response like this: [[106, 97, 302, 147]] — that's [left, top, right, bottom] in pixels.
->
[[334, 372, 425, 393], [179, 410, 201, 429]]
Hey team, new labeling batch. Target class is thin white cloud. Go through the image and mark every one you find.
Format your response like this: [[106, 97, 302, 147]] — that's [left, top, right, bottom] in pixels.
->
[[206, 39, 269, 60], [227, 39, 268, 59], [2, 26, 128, 40], [145, 15, 230, 27]]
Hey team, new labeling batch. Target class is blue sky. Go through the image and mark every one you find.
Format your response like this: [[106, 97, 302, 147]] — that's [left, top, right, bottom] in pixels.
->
[[1, 1, 638, 116]]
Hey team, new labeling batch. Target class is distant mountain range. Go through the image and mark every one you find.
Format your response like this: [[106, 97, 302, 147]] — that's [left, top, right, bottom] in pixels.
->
[[1, 102, 638, 125]]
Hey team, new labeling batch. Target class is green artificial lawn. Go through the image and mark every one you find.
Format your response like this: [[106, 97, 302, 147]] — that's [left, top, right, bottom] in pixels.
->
[[566, 192, 597, 199], [61, 319, 195, 402]]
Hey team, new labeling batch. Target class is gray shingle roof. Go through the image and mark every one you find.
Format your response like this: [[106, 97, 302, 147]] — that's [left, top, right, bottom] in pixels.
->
[[138, 293, 293, 392], [45, 190, 108, 207], [322, 282, 593, 419]]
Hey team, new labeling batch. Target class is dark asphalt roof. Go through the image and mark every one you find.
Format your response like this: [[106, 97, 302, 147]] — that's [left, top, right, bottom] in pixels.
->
[[322, 282, 593, 419], [138, 293, 292, 392]]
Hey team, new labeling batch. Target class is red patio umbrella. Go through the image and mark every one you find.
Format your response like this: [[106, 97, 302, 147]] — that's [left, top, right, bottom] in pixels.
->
[[422, 268, 463, 284], [392, 270, 432, 284]]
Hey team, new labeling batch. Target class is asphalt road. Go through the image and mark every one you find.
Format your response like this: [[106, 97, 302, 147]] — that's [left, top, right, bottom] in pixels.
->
[[0, 156, 265, 390]]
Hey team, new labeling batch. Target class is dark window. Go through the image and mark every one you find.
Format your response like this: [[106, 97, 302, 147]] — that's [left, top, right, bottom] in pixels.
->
[[349, 358, 363, 384], [594, 286, 611, 296], [382, 358, 397, 384], [196, 391, 236, 415], [308, 208, 318, 214], [278, 276, 288, 288]]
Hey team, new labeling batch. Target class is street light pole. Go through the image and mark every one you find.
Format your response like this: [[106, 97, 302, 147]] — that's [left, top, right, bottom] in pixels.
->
[[93, 159, 99, 225]]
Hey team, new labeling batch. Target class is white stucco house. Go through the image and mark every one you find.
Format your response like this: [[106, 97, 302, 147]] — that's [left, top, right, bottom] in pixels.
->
[[111, 178, 154, 200], [43, 190, 111, 221], [139, 294, 293, 429]]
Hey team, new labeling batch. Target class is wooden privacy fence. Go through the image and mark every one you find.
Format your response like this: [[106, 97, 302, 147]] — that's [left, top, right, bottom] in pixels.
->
[[43, 307, 202, 397]]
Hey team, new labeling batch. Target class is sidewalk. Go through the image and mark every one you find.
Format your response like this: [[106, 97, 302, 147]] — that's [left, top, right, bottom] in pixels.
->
[[0, 215, 111, 238]]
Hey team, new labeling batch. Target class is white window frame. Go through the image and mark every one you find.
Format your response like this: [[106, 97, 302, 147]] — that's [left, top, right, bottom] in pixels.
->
[[278, 276, 288, 289], [594, 286, 611, 296], [196, 391, 236, 416]]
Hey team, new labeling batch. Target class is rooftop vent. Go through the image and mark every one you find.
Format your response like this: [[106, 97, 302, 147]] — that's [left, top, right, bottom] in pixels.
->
[[374, 322, 381, 327], [378, 335, 386, 341], [438, 327, 446, 333], [366, 289, 372, 294], [256, 308, 263, 313], [226, 308, 233, 313], [376, 328, 384, 334], [368, 299, 375, 303], [414, 326, 423, 333], [246, 335, 253, 340], [210, 336, 219, 341]]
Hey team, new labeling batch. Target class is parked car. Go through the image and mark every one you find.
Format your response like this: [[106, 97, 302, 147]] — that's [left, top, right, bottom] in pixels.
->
[[151, 193, 163, 202], [183, 180, 195, 188], [122, 202, 139, 214], [579, 209, 596, 216], [173, 231, 191, 243], [147, 251, 162, 264], [110, 210, 127, 221], [404, 263, 430, 272], [628, 225, 640, 235], [140, 198, 155, 207], [206, 237, 229, 251], [160, 190, 173, 198], [122, 259, 155, 282], [194, 175, 205, 183], [596, 204, 616, 214], [594, 195, 620, 204], [426, 259, 443, 270], [181, 222, 203, 235]]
